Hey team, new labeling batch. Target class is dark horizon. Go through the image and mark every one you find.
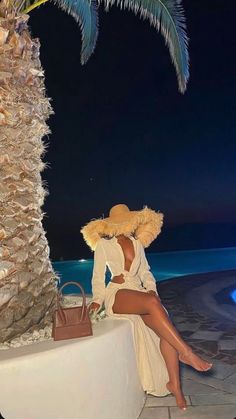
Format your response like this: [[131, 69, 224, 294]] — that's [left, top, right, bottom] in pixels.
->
[[28, 0, 236, 260], [45, 220, 236, 261]]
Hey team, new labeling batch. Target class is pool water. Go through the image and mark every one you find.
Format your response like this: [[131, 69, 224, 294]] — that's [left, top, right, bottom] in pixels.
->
[[53, 247, 236, 295], [231, 289, 236, 303]]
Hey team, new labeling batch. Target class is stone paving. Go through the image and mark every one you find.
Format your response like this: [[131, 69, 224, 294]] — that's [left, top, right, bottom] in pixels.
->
[[139, 270, 236, 419]]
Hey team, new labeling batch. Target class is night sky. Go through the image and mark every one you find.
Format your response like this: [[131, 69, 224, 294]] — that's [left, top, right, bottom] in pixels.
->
[[29, 0, 236, 260]]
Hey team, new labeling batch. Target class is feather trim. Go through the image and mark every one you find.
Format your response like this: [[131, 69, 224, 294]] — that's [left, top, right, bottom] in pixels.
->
[[81, 206, 164, 250]]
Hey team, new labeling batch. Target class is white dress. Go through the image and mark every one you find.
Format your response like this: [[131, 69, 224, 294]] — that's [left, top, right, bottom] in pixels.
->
[[90, 236, 170, 397]]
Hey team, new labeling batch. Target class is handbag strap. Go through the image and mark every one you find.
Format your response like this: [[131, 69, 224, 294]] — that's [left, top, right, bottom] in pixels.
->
[[57, 281, 87, 324]]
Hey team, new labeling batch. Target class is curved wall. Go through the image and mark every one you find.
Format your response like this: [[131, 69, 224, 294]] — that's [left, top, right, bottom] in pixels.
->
[[0, 318, 145, 419]]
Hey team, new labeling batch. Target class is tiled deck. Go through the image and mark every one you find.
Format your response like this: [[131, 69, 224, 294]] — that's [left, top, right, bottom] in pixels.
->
[[139, 270, 236, 419]]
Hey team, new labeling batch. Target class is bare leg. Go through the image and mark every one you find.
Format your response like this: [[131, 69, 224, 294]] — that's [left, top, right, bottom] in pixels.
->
[[112, 289, 212, 372], [161, 340, 187, 410], [141, 312, 187, 410]]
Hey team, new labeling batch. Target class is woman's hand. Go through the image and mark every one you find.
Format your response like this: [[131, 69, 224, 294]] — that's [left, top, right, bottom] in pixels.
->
[[88, 302, 101, 314]]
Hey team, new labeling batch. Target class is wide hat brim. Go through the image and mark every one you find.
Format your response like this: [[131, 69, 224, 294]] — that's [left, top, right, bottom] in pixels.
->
[[81, 206, 164, 251]]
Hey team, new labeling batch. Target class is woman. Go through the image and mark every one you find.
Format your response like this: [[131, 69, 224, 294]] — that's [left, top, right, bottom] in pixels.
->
[[81, 204, 212, 411]]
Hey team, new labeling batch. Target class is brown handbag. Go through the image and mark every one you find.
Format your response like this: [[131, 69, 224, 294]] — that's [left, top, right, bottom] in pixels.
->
[[52, 281, 93, 341]]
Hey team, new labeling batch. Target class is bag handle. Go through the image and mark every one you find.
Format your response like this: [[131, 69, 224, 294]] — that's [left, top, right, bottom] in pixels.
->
[[57, 281, 87, 325]]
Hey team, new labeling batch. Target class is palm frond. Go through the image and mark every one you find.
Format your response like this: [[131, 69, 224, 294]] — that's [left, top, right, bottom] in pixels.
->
[[101, 0, 189, 93], [19, 0, 99, 64], [54, 0, 99, 64], [20, 0, 48, 14]]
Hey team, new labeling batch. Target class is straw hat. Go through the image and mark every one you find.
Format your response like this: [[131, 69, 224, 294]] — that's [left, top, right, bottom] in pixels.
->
[[81, 204, 164, 251]]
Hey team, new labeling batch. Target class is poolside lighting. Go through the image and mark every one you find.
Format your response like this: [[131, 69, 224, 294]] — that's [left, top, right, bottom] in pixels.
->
[[79, 259, 87, 263], [230, 289, 236, 303]]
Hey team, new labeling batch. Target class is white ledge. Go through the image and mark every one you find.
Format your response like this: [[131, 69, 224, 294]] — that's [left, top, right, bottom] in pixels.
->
[[0, 318, 145, 419]]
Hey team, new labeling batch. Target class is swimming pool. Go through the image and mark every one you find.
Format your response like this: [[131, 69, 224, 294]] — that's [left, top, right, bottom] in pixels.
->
[[53, 247, 236, 295]]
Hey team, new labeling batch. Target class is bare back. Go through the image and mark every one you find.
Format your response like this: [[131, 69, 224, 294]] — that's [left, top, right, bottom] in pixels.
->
[[111, 235, 135, 283], [117, 235, 135, 271]]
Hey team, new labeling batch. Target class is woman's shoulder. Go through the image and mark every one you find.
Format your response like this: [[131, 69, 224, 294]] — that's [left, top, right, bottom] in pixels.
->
[[133, 236, 143, 247], [95, 236, 113, 249], [134, 238, 147, 256]]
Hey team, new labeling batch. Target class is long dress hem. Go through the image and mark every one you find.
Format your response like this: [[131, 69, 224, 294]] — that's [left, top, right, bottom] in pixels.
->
[[104, 276, 171, 397]]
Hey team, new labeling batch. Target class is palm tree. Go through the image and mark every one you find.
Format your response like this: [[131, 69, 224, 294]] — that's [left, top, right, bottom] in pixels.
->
[[0, 0, 189, 343]]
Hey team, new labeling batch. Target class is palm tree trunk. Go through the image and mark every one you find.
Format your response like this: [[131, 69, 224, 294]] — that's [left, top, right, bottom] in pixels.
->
[[0, 4, 58, 343]]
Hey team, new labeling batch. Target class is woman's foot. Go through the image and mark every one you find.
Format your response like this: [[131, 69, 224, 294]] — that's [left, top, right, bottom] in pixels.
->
[[166, 382, 187, 410], [179, 348, 212, 371]]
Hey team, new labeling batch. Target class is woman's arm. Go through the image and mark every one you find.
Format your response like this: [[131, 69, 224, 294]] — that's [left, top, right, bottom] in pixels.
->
[[90, 240, 107, 306], [138, 243, 159, 295]]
